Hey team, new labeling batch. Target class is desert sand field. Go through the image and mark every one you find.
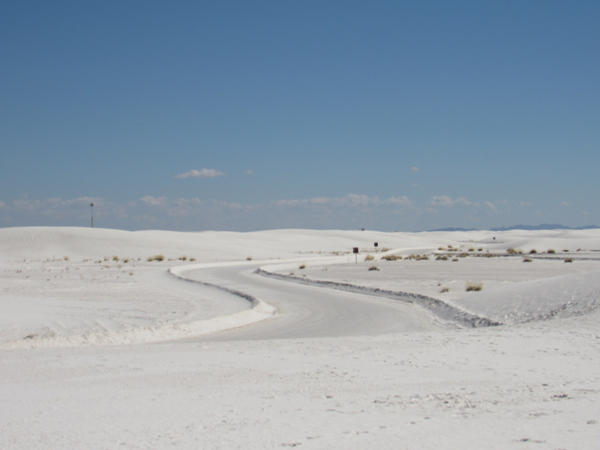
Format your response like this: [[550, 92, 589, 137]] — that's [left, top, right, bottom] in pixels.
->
[[1, 227, 599, 449]]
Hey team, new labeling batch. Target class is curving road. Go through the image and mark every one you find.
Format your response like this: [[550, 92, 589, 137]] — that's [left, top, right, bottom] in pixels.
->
[[182, 263, 449, 341]]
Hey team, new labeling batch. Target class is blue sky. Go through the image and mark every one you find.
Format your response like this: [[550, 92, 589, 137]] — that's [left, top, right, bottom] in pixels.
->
[[1, 0, 599, 231]]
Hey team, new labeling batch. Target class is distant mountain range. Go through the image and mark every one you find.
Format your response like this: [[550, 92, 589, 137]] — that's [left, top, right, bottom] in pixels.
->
[[430, 224, 600, 232]]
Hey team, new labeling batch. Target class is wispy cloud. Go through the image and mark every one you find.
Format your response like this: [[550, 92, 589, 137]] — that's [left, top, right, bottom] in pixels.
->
[[244, 170, 254, 175], [410, 167, 419, 173], [485, 201, 498, 213], [174, 169, 225, 179], [1, 193, 586, 232], [428, 196, 473, 207]]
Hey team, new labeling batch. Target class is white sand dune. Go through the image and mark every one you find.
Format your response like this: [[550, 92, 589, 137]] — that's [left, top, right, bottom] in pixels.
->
[[1, 226, 599, 449]]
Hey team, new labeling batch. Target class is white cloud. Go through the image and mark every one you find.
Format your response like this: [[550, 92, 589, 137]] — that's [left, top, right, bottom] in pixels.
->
[[244, 170, 254, 175], [485, 201, 498, 213], [175, 169, 225, 179], [562, 201, 570, 207], [268, 194, 414, 211], [428, 196, 472, 207], [140, 196, 168, 207], [410, 167, 419, 173]]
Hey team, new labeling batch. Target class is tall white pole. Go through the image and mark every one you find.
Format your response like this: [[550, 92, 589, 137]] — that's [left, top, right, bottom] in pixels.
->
[[90, 203, 94, 228]]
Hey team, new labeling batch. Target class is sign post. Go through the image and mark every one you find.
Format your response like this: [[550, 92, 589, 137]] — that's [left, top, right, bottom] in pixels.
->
[[353, 247, 359, 264], [90, 203, 94, 228]]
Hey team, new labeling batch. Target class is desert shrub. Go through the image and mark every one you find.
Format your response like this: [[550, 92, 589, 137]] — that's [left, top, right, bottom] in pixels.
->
[[564, 258, 573, 263], [381, 247, 391, 252], [523, 258, 532, 263], [246, 256, 252, 261], [436, 255, 449, 261], [289, 272, 295, 276], [547, 249, 556, 254], [478, 248, 483, 251], [465, 281, 483, 291], [562, 249, 569, 252], [438, 247, 444, 251], [459, 253, 469, 258], [178, 255, 187, 261], [529, 249, 537, 254], [153, 255, 165, 261], [406, 254, 416, 260], [123, 258, 129, 263], [365, 254, 375, 261], [299, 264, 306, 269], [147, 257, 153, 262], [190, 257, 196, 261], [382, 254, 402, 261], [416, 255, 429, 260], [452, 258, 459, 262], [468, 248, 475, 252], [507, 248, 519, 254], [113, 256, 119, 261], [440, 287, 450, 293], [368, 266, 380, 271]]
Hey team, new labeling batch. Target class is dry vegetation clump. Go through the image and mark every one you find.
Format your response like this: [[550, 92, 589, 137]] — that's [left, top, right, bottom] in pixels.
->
[[523, 258, 533, 263], [440, 286, 450, 293], [368, 266, 380, 271], [380, 247, 391, 252], [365, 254, 375, 261], [452, 258, 459, 262], [563, 249, 569, 252], [477, 248, 483, 251], [458, 253, 469, 258], [190, 257, 196, 261], [299, 264, 306, 269], [123, 258, 129, 263], [468, 248, 475, 252], [465, 281, 483, 292], [246, 256, 252, 261], [63, 256, 69, 261], [178, 255, 187, 261], [529, 249, 537, 254], [564, 258, 573, 263], [149, 255, 165, 261], [507, 248, 523, 255], [436, 255, 449, 261], [113, 256, 119, 261], [381, 254, 402, 261], [407, 254, 429, 261], [547, 249, 556, 254]]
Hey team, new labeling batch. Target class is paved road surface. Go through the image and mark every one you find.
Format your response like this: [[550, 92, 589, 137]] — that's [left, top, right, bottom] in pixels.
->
[[182, 263, 448, 341]]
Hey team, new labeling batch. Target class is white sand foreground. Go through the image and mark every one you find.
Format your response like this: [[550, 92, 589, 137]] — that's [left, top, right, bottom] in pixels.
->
[[1, 226, 599, 449]]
